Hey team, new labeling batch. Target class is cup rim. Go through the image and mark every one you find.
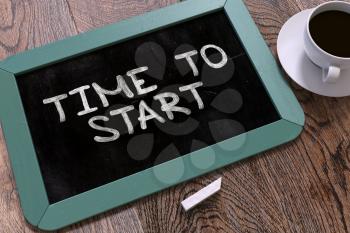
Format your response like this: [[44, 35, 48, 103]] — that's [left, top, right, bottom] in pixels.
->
[[306, 0, 350, 60]]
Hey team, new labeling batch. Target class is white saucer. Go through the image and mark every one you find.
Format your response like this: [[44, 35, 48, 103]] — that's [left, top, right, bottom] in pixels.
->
[[277, 9, 350, 97]]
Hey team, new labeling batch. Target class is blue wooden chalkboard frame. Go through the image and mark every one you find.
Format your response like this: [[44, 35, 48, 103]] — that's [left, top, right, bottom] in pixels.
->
[[0, 0, 304, 230]]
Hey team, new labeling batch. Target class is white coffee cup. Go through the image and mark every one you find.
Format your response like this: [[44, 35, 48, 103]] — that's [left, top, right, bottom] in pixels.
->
[[304, 1, 350, 83]]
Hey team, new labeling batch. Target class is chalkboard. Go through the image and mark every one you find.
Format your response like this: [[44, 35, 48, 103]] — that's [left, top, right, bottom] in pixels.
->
[[17, 10, 279, 204], [0, 0, 304, 230]]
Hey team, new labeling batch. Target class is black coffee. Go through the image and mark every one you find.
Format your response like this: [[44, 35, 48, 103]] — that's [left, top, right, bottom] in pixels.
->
[[309, 10, 350, 57]]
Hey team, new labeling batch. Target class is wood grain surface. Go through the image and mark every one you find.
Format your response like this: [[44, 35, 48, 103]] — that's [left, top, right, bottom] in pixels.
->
[[0, 0, 349, 232]]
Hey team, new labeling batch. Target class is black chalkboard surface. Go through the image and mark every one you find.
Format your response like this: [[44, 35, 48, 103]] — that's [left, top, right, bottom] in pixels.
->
[[16, 11, 279, 204]]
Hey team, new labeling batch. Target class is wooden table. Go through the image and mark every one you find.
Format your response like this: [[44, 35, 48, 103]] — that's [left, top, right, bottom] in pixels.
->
[[0, 0, 349, 232]]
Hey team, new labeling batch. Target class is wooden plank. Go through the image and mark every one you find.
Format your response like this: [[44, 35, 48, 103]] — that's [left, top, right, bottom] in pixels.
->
[[66, 0, 180, 33], [0, 0, 76, 60], [60, 206, 144, 233]]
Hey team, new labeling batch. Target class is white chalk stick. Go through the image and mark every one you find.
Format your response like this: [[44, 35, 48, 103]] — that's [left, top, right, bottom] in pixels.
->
[[181, 177, 222, 211]]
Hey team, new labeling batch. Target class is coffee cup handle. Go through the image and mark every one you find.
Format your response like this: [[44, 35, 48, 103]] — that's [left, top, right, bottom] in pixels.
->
[[322, 65, 341, 83]]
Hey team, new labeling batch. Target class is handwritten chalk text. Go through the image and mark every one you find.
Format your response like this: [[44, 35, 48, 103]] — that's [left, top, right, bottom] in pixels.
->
[[42, 44, 228, 142]]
